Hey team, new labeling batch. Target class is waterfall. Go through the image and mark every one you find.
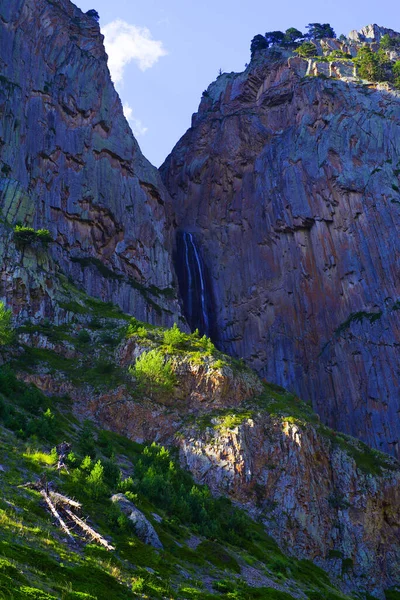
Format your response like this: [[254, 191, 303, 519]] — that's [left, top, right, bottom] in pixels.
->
[[176, 231, 212, 337]]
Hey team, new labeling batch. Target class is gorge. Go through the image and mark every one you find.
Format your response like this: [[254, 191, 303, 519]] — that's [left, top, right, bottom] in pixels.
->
[[0, 2, 399, 598]]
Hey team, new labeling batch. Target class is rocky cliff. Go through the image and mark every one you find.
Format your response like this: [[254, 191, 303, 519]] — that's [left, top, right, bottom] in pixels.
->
[[161, 25, 400, 458], [1, 9, 400, 597], [0, 0, 181, 325]]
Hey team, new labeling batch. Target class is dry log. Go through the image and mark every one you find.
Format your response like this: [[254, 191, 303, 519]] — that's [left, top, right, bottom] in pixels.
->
[[64, 508, 114, 550], [48, 491, 82, 510], [41, 490, 74, 540]]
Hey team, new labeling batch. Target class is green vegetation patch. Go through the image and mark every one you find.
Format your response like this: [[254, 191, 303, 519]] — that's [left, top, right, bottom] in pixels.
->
[[335, 310, 383, 336], [13, 225, 52, 247]]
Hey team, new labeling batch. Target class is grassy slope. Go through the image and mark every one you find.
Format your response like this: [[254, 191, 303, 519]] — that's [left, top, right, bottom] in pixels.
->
[[0, 374, 351, 599], [0, 296, 397, 599]]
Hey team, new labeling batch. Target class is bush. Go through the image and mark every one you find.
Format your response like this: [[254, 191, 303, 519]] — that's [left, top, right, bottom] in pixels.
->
[[283, 27, 304, 47], [36, 229, 53, 245], [77, 420, 97, 458], [129, 349, 176, 394], [133, 443, 253, 542], [199, 334, 215, 354], [380, 34, 400, 50], [328, 49, 352, 60], [265, 31, 285, 47], [0, 302, 13, 345], [86, 460, 107, 499], [163, 323, 186, 349], [295, 42, 316, 58], [76, 330, 91, 345], [354, 46, 383, 81], [393, 60, 400, 87], [126, 318, 148, 339], [13, 225, 52, 247]]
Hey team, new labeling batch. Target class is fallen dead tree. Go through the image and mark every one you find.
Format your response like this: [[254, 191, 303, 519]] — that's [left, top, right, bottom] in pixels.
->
[[22, 473, 114, 551], [64, 508, 115, 550], [40, 488, 74, 540]]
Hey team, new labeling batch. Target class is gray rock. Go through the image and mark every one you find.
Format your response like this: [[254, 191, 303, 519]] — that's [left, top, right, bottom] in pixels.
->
[[111, 494, 163, 549]]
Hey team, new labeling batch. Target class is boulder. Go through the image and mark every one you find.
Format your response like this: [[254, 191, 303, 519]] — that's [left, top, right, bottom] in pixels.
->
[[111, 494, 163, 549]]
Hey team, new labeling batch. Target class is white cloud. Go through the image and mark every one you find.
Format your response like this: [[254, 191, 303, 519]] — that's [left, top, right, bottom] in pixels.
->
[[123, 103, 148, 137], [102, 19, 167, 84]]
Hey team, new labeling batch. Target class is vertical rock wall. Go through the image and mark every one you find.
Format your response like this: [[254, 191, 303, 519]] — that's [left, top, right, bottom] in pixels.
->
[[0, 0, 181, 325], [161, 44, 400, 456]]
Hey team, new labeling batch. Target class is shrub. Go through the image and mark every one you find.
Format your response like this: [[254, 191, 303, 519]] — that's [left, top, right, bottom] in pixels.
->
[[19, 385, 46, 412], [13, 225, 52, 247], [77, 420, 97, 458], [265, 31, 285, 47], [295, 42, 316, 58], [163, 323, 186, 349], [354, 46, 383, 81], [328, 49, 352, 60], [199, 334, 215, 354], [130, 349, 176, 394], [133, 443, 253, 542], [36, 229, 53, 245], [76, 329, 91, 345], [380, 33, 400, 50], [126, 318, 148, 339], [393, 60, 400, 87], [0, 302, 13, 345], [86, 460, 107, 499]]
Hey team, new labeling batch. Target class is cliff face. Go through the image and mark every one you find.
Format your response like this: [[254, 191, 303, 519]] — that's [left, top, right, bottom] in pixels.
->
[[179, 416, 400, 597], [161, 27, 400, 458], [0, 0, 181, 325]]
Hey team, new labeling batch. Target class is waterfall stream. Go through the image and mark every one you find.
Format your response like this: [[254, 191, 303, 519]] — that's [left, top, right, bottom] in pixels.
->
[[176, 231, 212, 337]]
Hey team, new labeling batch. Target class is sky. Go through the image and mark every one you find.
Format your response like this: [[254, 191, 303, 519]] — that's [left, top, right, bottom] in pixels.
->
[[73, 0, 400, 167]]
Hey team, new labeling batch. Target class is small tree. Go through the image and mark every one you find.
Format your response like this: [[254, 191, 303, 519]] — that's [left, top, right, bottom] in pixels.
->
[[354, 46, 383, 81], [265, 31, 285, 47], [283, 28, 304, 47], [36, 229, 53, 246], [380, 34, 400, 50], [250, 34, 268, 59], [163, 323, 186, 349], [0, 302, 13, 346], [130, 349, 176, 395], [305, 23, 336, 40], [86, 460, 107, 499], [393, 61, 400, 87], [295, 42, 317, 58], [328, 49, 352, 60]]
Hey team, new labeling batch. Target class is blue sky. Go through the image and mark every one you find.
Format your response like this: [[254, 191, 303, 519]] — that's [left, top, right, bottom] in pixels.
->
[[73, 0, 400, 167]]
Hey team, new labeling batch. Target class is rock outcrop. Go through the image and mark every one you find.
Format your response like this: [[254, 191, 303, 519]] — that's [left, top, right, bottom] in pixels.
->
[[111, 494, 163, 549], [0, 0, 181, 325], [161, 26, 400, 458], [178, 414, 400, 598]]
